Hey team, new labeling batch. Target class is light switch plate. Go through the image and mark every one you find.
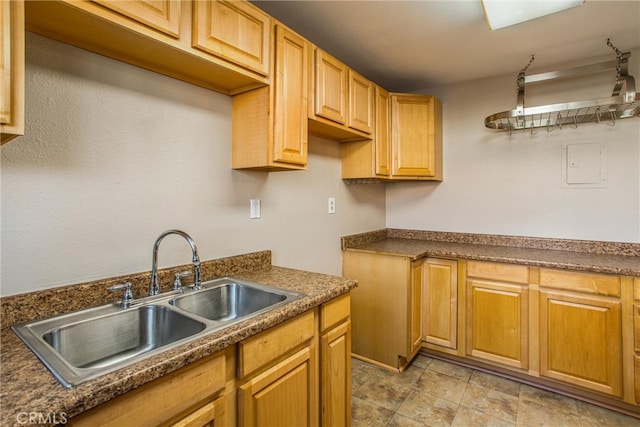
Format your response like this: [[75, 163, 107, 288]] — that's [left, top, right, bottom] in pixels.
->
[[250, 199, 260, 219]]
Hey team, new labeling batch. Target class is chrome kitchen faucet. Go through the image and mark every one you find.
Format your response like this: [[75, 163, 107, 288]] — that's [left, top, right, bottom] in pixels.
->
[[149, 230, 201, 296]]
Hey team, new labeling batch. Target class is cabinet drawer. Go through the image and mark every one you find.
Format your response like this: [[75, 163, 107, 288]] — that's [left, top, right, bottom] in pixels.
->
[[320, 294, 350, 332], [70, 351, 226, 426], [539, 269, 621, 297], [467, 261, 529, 284], [238, 310, 315, 379]]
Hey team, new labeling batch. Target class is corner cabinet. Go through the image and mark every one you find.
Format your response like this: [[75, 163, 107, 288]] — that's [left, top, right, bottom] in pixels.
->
[[232, 22, 309, 171], [341, 92, 443, 181], [343, 251, 422, 371], [1, 0, 24, 144]]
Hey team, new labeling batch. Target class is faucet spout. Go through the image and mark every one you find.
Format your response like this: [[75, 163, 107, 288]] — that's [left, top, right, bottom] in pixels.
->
[[150, 230, 201, 296]]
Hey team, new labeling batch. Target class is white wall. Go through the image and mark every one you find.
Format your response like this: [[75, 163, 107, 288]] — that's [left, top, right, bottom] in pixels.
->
[[387, 51, 640, 243], [0, 34, 386, 297]]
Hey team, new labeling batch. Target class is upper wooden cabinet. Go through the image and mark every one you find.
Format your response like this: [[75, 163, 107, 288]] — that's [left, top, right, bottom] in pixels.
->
[[25, 0, 269, 95], [193, 0, 270, 76], [309, 47, 373, 141], [391, 93, 442, 180], [232, 22, 309, 170], [1, 0, 24, 144], [342, 92, 443, 181]]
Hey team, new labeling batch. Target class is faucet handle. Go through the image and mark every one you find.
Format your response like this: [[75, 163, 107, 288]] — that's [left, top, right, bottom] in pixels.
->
[[173, 271, 192, 291], [109, 282, 134, 307]]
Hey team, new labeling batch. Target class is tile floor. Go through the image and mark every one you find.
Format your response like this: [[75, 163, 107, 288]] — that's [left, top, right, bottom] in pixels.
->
[[351, 355, 640, 426]]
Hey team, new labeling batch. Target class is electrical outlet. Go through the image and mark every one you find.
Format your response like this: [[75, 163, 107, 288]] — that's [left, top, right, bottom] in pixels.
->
[[328, 197, 336, 214], [250, 199, 260, 219]]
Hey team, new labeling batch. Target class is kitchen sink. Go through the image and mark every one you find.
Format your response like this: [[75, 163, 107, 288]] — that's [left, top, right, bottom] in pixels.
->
[[12, 277, 303, 388], [170, 281, 290, 321]]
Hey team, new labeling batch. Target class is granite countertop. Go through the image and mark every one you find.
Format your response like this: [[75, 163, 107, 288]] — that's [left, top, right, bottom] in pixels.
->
[[342, 229, 640, 277], [0, 253, 356, 425]]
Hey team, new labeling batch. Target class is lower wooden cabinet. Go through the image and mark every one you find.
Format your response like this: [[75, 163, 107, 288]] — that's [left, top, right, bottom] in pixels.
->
[[320, 295, 351, 427], [343, 251, 422, 370], [465, 261, 529, 370], [423, 258, 458, 351], [635, 278, 640, 405], [539, 269, 623, 397], [170, 397, 226, 427], [239, 347, 316, 426]]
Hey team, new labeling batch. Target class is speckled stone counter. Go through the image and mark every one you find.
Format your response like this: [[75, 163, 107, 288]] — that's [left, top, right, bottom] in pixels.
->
[[0, 251, 356, 426], [342, 229, 640, 276]]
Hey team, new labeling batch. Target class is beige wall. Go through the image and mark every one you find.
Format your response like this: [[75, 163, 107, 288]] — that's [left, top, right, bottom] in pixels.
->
[[387, 50, 640, 243], [0, 34, 386, 297]]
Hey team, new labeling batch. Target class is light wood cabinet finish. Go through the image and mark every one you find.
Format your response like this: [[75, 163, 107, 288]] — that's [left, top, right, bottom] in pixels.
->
[[423, 258, 458, 350], [343, 251, 422, 370], [341, 92, 443, 181], [1, 0, 24, 144], [539, 288, 622, 396], [94, 0, 181, 38], [238, 346, 317, 427], [232, 22, 309, 170], [25, 0, 269, 96], [193, 0, 270, 76], [169, 397, 225, 427], [636, 355, 640, 404], [308, 47, 373, 141], [320, 295, 351, 427], [69, 351, 228, 426], [391, 93, 443, 180]]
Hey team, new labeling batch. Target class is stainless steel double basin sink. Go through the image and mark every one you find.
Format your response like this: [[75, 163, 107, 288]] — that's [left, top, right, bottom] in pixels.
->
[[12, 277, 303, 388]]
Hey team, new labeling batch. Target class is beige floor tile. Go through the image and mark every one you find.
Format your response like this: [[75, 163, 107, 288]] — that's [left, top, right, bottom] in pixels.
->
[[469, 371, 521, 398], [388, 413, 428, 427], [353, 372, 414, 412], [452, 406, 515, 427], [415, 370, 469, 404], [576, 401, 640, 426], [460, 383, 519, 424], [427, 359, 474, 382], [515, 398, 582, 426], [396, 389, 458, 427], [352, 396, 395, 427], [518, 384, 578, 414], [410, 355, 433, 370]]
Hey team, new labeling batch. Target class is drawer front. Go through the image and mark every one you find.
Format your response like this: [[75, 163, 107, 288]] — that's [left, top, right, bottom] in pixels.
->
[[320, 294, 350, 332], [238, 310, 315, 379], [467, 261, 529, 284], [539, 269, 621, 297], [70, 351, 226, 426]]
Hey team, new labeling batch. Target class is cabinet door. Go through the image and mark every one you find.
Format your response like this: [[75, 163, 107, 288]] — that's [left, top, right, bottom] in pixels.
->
[[272, 24, 308, 166], [193, 0, 270, 76], [467, 279, 528, 369], [540, 290, 622, 397], [238, 347, 316, 427], [321, 321, 351, 427], [170, 396, 225, 427], [93, 0, 181, 38], [314, 50, 347, 125], [348, 69, 372, 134], [409, 260, 424, 356], [1, 0, 24, 144], [374, 86, 391, 176], [423, 258, 458, 350], [391, 94, 441, 178]]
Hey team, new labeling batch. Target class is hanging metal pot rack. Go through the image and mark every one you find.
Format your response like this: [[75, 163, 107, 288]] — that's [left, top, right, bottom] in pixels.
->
[[484, 39, 640, 134]]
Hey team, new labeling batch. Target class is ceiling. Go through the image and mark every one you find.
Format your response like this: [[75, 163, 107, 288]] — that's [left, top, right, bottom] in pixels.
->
[[250, 0, 640, 92]]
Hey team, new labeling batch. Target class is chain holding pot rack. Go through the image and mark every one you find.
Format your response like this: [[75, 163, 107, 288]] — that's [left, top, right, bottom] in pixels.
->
[[484, 39, 640, 135]]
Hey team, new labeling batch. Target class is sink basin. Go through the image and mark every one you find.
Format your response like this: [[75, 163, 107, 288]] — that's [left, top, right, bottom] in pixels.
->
[[169, 278, 300, 322], [12, 277, 303, 388], [170, 281, 290, 321], [12, 304, 206, 388]]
